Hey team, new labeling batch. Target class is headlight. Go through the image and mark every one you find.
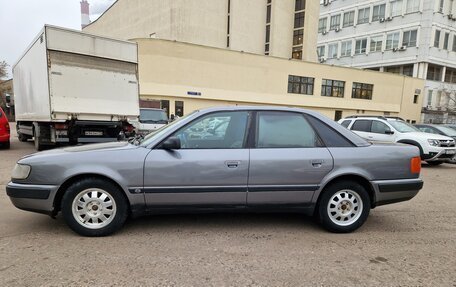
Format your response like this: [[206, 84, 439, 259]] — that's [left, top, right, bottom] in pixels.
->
[[11, 164, 31, 180], [427, 139, 440, 146]]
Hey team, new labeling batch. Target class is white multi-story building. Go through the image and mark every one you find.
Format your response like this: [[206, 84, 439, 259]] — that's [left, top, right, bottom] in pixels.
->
[[318, 0, 456, 123], [83, 0, 320, 62]]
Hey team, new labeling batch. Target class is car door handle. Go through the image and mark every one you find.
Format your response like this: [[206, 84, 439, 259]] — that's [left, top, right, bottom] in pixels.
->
[[311, 160, 324, 168], [225, 161, 240, 168]]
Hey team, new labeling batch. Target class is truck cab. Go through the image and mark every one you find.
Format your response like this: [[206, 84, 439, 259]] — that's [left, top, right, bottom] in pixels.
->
[[130, 108, 169, 135]]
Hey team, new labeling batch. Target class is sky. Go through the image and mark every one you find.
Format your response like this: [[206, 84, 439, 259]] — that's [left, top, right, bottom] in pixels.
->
[[0, 0, 115, 78]]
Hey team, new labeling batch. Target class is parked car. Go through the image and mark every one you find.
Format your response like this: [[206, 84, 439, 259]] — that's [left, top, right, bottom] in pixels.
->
[[129, 108, 169, 135], [0, 107, 10, 149], [339, 116, 456, 166], [415, 124, 456, 163], [7, 107, 423, 236], [443, 124, 456, 132]]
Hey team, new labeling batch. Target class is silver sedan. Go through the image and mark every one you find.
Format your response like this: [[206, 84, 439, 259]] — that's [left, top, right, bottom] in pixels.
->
[[6, 106, 423, 236]]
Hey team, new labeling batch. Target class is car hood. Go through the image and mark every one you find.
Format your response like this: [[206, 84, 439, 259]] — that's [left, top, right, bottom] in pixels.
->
[[19, 141, 138, 161], [402, 131, 454, 141]]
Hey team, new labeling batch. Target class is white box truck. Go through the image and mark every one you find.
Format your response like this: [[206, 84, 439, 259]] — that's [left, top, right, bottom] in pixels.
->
[[13, 25, 140, 150]]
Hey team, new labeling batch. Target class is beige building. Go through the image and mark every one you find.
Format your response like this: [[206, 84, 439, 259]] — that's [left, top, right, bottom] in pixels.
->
[[135, 38, 423, 122], [83, 0, 319, 62]]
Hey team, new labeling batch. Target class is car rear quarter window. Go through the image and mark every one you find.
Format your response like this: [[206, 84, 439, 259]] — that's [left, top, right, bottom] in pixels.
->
[[340, 120, 351, 128], [307, 115, 354, 147], [351, 120, 371, 132], [256, 112, 319, 148]]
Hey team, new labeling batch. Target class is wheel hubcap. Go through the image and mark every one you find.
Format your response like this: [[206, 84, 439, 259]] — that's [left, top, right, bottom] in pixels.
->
[[327, 189, 363, 226], [72, 188, 117, 229]]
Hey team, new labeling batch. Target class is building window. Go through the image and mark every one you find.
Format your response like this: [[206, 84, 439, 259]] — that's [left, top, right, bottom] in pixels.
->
[[386, 32, 400, 50], [453, 35, 456, 52], [427, 90, 433, 106], [355, 38, 367, 54], [427, 65, 442, 81], [341, 40, 352, 57], [352, 82, 373, 100], [175, 101, 184, 117], [406, 0, 420, 13], [318, 17, 327, 33], [265, 0, 272, 55], [288, 75, 315, 95], [295, 0, 305, 11], [328, 43, 338, 59], [292, 46, 302, 59], [439, 0, 445, 13], [434, 30, 441, 48], [370, 35, 383, 52], [330, 14, 341, 30], [334, 110, 343, 121], [266, 2, 272, 23], [227, 0, 231, 47], [413, 94, 419, 104], [402, 29, 418, 47], [322, 79, 345, 98], [293, 29, 303, 45], [357, 7, 370, 24], [444, 68, 456, 83], [444, 32, 450, 50], [403, 65, 414, 76], [390, 0, 403, 16], [265, 25, 271, 43], [372, 4, 386, 21], [343, 11, 355, 27], [317, 46, 325, 58], [294, 11, 305, 28], [386, 66, 401, 74]]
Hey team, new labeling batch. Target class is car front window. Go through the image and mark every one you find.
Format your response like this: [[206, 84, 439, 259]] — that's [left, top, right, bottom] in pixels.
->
[[389, 121, 420, 133]]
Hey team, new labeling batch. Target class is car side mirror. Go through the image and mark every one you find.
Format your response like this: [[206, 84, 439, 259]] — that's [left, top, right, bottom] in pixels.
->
[[385, 130, 394, 135], [161, 136, 181, 150]]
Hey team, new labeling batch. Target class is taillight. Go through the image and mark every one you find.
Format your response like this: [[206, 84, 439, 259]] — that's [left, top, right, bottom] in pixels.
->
[[410, 156, 421, 174], [123, 123, 135, 133], [54, 123, 67, 130], [5, 122, 10, 133]]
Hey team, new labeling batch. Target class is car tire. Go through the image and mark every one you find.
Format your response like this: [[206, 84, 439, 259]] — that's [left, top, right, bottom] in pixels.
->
[[426, 161, 444, 166], [61, 178, 129, 237], [318, 181, 371, 233], [4, 141, 10, 149], [18, 133, 29, 142]]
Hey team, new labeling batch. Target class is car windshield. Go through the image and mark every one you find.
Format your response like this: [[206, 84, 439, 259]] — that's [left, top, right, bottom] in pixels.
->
[[388, 120, 420, 133], [139, 111, 196, 147], [437, 126, 456, 136], [140, 109, 168, 123]]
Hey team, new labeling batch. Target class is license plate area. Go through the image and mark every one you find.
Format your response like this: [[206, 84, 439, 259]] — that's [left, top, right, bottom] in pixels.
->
[[84, 131, 103, 136], [445, 149, 455, 155]]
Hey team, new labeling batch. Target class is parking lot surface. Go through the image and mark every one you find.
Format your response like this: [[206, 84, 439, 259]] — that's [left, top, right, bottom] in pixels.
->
[[0, 126, 455, 286]]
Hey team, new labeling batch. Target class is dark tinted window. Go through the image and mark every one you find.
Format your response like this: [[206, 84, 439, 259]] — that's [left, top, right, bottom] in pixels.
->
[[351, 120, 371, 132], [371, 120, 390, 134], [306, 115, 354, 147], [256, 112, 319, 148]]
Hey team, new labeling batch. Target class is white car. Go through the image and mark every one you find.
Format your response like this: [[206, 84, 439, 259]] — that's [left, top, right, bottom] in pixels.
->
[[339, 116, 456, 165], [130, 108, 169, 135]]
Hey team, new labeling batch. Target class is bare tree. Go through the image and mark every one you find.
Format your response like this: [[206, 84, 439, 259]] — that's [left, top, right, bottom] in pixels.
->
[[0, 61, 8, 81], [439, 83, 456, 113]]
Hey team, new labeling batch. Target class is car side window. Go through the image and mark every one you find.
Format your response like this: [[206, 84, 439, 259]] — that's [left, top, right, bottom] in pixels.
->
[[351, 120, 372, 132], [340, 120, 351, 128], [256, 111, 319, 148], [371, 120, 391, 134], [173, 111, 249, 149]]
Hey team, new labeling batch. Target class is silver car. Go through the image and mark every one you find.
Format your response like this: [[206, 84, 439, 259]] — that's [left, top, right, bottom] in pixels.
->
[[6, 107, 423, 236]]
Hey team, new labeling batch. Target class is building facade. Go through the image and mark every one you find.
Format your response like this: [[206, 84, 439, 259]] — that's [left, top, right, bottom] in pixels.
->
[[83, 0, 319, 62], [135, 38, 423, 122], [318, 0, 456, 123]]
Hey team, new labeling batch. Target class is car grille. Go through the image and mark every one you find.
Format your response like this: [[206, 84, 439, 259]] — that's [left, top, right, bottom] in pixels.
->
[[439, 139, 455, 147]]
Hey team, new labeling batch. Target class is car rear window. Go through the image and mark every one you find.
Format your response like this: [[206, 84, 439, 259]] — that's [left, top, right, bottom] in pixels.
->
[[351, 120, 371, 132], [306, 115, 354, 147]]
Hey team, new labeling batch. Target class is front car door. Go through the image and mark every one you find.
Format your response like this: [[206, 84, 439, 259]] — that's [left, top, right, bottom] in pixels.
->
[[143, 111, 250, 208], [369, 120, 396, 142], [247, 111, 334, 205]]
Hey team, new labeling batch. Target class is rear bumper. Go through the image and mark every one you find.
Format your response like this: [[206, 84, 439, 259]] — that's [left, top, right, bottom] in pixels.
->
[[0, 134, 9, 142], [371, 178, 423, 207], [6, 182, 59, 215]]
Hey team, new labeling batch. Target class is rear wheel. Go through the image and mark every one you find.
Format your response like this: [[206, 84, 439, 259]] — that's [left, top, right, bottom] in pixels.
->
[[318, 181, 371, 233], [33, 129, 45, 151], [18, 133, 29, 142], [61, 178, 129, 237]]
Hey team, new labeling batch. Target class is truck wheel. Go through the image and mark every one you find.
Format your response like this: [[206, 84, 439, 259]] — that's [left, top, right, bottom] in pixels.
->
[[33, 129, 45, 151], [61, 178, 129, 237], [318, 181, 370, 233], [18, 133, 29, 142]]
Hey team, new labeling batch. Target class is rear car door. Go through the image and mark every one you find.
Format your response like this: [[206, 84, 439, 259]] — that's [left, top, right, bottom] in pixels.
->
[[247, 111, 334, 205], [350, 119, 372, 140], [143, 111, 250, 207]]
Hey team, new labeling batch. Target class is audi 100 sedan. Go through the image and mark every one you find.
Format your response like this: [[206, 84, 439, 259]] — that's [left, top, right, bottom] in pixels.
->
[[6, 107, 423, 236]]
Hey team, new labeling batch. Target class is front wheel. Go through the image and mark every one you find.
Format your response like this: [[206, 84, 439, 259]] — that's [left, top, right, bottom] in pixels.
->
[[61, 178, 129, 237], [318, 181, 371, 233]]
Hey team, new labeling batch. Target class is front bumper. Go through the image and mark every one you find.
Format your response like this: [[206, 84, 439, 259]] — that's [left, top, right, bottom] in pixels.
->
[[371, 178, 423, 207], [6, 182, 59, 215], [423, 147, 456, 161]]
